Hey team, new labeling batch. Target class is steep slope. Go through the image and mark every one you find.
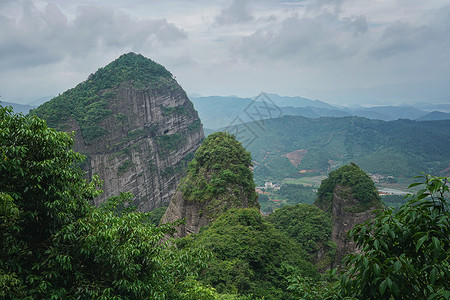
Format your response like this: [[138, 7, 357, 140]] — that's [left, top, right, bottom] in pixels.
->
[[31, 53, 203, 211], [161, 132, 259, 238], [315, 163, 383, 266]]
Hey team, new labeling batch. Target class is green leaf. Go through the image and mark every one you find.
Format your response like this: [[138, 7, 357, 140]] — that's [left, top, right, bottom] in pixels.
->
[[431, 237, 440, 251], [408, 182, 423, 188], [374, 239, 379, 250], [374, 263, 380, 276], [416, 235, 429, 251], [430, 267, 438, 284], [380, 279, 387, 295], [386, 277, 393, 289]]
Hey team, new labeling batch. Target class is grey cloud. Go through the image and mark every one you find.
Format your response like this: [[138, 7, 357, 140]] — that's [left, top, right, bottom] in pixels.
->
[[70, 5, 187, 53], [233, 13, 364, 63], [343, 15, 368, 36], [370, 22, 435, 60], [368, 4, 450, 60], [215, 0, 254, 25], [0, 3, 66, 69], [0, 2, 186, 70], [308, 0, 346, 14]]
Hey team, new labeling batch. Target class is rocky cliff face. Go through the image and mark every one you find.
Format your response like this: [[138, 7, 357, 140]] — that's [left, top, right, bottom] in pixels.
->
[[161, 132, 259, 238], [81, 84, 203, 211], [161, 182, 255, 238], [315, 164, 382, 268], [32, 53, 204, 211], [330, 185, 378, 266]]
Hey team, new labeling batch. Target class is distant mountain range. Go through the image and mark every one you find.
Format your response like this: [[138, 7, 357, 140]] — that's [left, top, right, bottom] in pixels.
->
[[0, 101, 36, 114], [2, 93, 450, 127], [417, 111, 450, 121], [189, 94, 450, 129]]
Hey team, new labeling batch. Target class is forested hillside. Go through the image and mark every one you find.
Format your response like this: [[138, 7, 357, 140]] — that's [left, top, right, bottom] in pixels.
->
[[1, 106, 448, 299], [228, 115, 450, 182]]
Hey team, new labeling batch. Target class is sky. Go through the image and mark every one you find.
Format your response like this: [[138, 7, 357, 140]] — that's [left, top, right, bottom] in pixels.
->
[[1, 0, 450, 106]]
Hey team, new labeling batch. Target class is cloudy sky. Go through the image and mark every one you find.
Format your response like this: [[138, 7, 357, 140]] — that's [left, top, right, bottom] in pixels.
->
[[1, 0, 449, 106]]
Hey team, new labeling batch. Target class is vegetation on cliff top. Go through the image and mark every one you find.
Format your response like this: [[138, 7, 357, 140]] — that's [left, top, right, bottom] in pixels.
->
[[267, 204, 336, 270], [30, 53, 178, 143], [315, 163, 382, 213], [177, 208, 319, 300], [181, 132, 258, 210]]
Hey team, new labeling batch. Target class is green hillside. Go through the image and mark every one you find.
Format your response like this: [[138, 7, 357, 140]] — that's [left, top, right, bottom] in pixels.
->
[[225, 115, 450, 183], [30, 52, 176, 142]]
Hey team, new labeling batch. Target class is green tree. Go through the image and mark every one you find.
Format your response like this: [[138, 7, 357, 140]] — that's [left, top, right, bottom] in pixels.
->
[[181, 132, 258, 212], [0, 106, 212, 299], [316, 163, 381, 213], [267, 204, 336, 270], [276, 184, 316, 205], [339, 174, 450, 299], [0, 106, 101, 297]]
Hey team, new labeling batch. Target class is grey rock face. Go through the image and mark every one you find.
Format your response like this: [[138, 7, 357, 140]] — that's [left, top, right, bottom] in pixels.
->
[[160, 189, 210, 238], [330, 185, 377, 266], [72, 83, 204, 211], [161, 184, 255, 238]]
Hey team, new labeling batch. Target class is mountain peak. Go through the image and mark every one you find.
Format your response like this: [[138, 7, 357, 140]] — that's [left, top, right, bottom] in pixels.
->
[[85, 52, 173, 90]]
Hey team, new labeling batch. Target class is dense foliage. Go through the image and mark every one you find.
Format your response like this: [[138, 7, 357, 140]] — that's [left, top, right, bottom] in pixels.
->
[[276, 184, 316, 205], [0, 106, 219, 299], [147, 205, 169, 226], [181, 132, 258, 211], [177, 208, 319, 300], [30, 53, 177, 143], [340, 174, 450, 299], [381, 194, 408, 209], [315, 163, 381, 212], [267, 204, 336, 270]]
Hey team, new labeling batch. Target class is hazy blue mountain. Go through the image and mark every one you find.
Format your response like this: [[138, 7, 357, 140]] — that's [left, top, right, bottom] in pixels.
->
[[414, 103, 450, 112], [262, 93, 337, 109], [190, 96, 254, 129], [351, 106, 428, 121], [191, 93, 449, 129], [417, 111, 450, 121], [0, 101, 36, 114], [191, 94, 351, 129], [281, 106, 351, 118], [351, 109, 391, 120]]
